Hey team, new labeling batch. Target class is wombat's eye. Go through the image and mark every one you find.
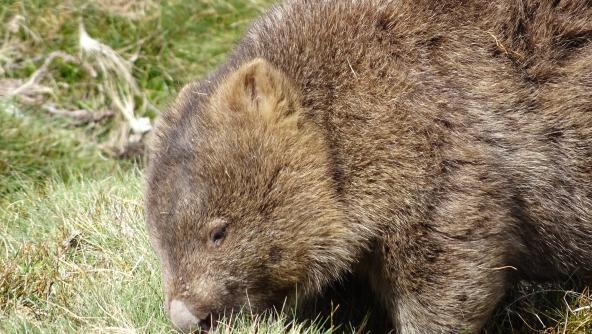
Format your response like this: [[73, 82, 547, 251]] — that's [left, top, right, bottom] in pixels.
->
[[209, 226, 226, 247]]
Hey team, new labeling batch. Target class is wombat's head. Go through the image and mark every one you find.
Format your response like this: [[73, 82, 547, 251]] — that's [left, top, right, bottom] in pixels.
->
[[145, 59, 366, 332]]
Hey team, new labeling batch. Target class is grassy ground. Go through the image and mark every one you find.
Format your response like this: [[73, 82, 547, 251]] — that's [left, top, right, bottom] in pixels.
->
[[0, 1, 590, 333]]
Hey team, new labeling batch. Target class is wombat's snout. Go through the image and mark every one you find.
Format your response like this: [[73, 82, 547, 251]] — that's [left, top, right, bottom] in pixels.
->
[[169, 299, 213, 333]]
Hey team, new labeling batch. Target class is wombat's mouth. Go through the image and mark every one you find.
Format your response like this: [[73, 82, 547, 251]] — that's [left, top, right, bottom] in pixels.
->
[[176, 315, 216, 334], [196, 316, 214, 333]]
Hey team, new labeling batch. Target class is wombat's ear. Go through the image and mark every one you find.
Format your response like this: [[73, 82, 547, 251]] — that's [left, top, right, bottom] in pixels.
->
[[220, 58, 300, 122]]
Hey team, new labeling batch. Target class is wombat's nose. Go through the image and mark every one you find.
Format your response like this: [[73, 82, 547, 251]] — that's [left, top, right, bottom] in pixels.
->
[[169, 299, 210, 333]]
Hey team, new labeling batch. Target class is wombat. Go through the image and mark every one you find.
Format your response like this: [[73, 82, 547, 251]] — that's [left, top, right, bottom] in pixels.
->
[[145, 0, 592, 332]]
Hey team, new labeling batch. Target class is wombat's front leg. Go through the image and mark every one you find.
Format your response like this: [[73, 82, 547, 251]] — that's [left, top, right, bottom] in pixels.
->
[[377, 213, 515, 333], [381, 240, 509, 333]]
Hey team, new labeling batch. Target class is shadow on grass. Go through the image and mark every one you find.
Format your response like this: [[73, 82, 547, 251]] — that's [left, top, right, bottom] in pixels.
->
[[295, 273, 393, 334], [292, 275, 590, 333]]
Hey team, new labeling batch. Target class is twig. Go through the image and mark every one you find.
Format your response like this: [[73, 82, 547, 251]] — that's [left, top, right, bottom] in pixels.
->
[[44, 104, 114, 124], [572, 305, 591, 312], [8, 51, 96, 97]]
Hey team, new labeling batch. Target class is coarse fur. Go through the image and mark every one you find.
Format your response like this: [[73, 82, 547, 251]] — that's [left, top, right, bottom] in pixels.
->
[[145, 0, 592, 333]]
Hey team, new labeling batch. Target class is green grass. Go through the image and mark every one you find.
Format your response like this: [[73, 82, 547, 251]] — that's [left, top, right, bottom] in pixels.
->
[[0, 0, 590, 333]]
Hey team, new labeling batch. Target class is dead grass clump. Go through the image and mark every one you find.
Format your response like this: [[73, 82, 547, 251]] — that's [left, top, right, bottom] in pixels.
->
[[0, 50, 96, 105], [79, 22, 154, 157], [559, 289, 592, 334], [486, 282, 592, 333], [1, 11, 157, 159]]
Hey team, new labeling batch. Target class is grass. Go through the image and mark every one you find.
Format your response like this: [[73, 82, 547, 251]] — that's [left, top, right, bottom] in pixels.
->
[[0, 0, 590, 333]]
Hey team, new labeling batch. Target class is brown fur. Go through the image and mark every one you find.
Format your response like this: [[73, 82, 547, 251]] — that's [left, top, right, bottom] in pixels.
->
[[145, 0, 592, 332]]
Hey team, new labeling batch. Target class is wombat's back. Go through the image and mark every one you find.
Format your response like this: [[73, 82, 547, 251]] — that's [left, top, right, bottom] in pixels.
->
[[230, 0, 592, 278]]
